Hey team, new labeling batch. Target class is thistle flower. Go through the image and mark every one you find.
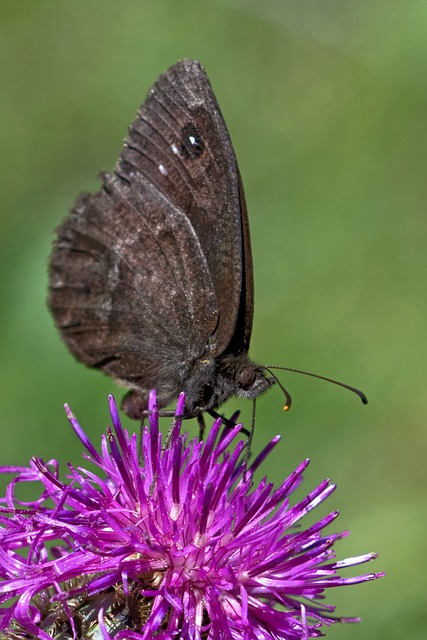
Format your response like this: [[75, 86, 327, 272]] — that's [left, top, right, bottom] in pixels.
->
[[0, 392, 383, 639]]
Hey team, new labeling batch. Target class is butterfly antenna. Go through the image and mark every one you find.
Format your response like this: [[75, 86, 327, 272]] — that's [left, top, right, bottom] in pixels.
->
[[261, 369, 293, 411], [261, 366, 368, 407]]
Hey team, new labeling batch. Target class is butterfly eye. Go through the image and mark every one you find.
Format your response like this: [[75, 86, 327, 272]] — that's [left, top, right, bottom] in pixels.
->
[[238, 367, 256, 390]]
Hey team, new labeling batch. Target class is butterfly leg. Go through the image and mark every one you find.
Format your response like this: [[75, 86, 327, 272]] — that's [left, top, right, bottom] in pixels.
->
[[197, 413, 206, 440], [207, 409, 250, 437]]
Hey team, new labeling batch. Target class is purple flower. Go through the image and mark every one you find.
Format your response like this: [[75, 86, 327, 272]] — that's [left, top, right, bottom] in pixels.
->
[[0, 392, 383, 639]]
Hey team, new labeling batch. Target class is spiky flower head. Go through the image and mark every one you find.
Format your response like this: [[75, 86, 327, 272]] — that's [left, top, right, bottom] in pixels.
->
[[0, 392, 383, 639]]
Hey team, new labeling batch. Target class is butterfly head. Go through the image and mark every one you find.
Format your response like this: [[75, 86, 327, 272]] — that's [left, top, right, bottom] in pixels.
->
[[236, 363, 275, 400]]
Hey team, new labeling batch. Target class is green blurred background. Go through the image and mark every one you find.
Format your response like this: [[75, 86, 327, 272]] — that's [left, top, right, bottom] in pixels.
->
[[0, 1, 425, 637]]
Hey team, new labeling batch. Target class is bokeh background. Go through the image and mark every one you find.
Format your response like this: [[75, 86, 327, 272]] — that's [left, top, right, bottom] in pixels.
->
[[0, 1, 425, 638]]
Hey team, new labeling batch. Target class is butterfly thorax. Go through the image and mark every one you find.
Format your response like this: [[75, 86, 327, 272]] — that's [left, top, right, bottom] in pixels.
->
[[183, 352, 274, 412]]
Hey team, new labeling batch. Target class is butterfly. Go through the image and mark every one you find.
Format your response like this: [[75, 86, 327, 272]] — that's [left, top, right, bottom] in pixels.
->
[[48, 59, 367, 424], [48, 59, 276, 422]]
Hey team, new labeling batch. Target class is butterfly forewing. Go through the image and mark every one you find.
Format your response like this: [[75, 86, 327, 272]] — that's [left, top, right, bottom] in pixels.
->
[[116, 59, 251, 357]]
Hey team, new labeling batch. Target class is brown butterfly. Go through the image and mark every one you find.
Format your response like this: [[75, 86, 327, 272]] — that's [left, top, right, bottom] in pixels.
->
[[48, 59, 367, 424]]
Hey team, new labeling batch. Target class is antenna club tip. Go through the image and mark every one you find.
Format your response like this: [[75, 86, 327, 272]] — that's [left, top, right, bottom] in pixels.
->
[[283, 404, 290, 412], [361, 396, 368, 405]]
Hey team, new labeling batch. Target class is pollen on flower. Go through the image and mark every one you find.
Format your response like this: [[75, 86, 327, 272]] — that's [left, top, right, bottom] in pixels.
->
[[170, 502, 181, 521], [0, 392, 384, 639]]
